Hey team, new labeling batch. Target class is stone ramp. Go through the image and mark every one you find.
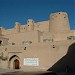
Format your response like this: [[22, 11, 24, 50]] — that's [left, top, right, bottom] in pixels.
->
[[0, 70, 57, 75], [0, 68, 22, 74]]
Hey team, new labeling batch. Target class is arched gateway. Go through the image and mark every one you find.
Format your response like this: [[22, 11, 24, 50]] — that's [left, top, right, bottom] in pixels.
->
[[9, 55, 20, 69]]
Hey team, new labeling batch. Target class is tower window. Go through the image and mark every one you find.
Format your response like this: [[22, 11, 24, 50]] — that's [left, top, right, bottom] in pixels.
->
[[59, 13, 60, 14], [28, 25, 29, 26], [67, 36, 75, 40], [53, 45, 55, 48], [24, 47, 26, 50], [64, 17, 66, 18], [0, 40, 2, 46], [12, 43, 15, 45]]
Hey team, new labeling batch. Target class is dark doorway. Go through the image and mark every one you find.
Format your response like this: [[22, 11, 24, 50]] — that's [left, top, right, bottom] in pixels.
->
[[14, 59, 20, 69]]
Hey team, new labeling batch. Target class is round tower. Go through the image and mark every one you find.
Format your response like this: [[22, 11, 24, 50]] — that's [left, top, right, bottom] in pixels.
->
[[15, 22, 20, 33], [27, 19, 34, 31], [49, 12, 70, 33]]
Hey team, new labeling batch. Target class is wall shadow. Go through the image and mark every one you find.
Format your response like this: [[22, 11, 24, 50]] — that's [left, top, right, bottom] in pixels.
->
[[47, 43, 75, 73]]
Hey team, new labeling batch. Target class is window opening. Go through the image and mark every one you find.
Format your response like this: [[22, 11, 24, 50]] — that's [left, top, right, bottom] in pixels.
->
[[0, 40, 2, 46]]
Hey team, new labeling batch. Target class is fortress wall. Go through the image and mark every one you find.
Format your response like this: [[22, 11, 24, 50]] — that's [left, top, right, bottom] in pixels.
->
[[0, 38, 74, 70], [20, 25, 27, 32], [1, 20, 49, 35], [53, 31, 74, 41], [1, 25, 27, 35], [41, 31, 74, 42], [5, 31, 39, 45], [34, 23, 40, 31], [2, 28, 15, 35], [0, 12, 75, 70], [41, 32, 53, 43], [36, 21, 49, 32], [20, 41, 72, 71]]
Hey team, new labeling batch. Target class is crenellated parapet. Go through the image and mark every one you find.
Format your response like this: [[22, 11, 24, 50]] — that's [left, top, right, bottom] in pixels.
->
[[0, 12, 74, 36]]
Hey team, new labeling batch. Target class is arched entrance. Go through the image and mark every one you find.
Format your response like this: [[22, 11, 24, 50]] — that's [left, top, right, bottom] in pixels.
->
[[13, 59, 20, 69], [9, 55, 20, 69]]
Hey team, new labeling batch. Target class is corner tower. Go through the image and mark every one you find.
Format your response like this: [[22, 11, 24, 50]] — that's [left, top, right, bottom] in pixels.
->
[[49, 12, 70, 33]]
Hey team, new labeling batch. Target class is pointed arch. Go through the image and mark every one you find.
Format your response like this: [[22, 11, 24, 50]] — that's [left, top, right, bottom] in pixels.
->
[[8, 55, 20, 69]]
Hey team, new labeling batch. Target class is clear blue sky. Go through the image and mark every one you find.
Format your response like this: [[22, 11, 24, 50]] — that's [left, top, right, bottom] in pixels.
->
[[0, 0, 75, 30]]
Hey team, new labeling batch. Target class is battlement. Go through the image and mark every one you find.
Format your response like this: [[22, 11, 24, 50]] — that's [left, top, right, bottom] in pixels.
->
[[0, 12, 74, 36]]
